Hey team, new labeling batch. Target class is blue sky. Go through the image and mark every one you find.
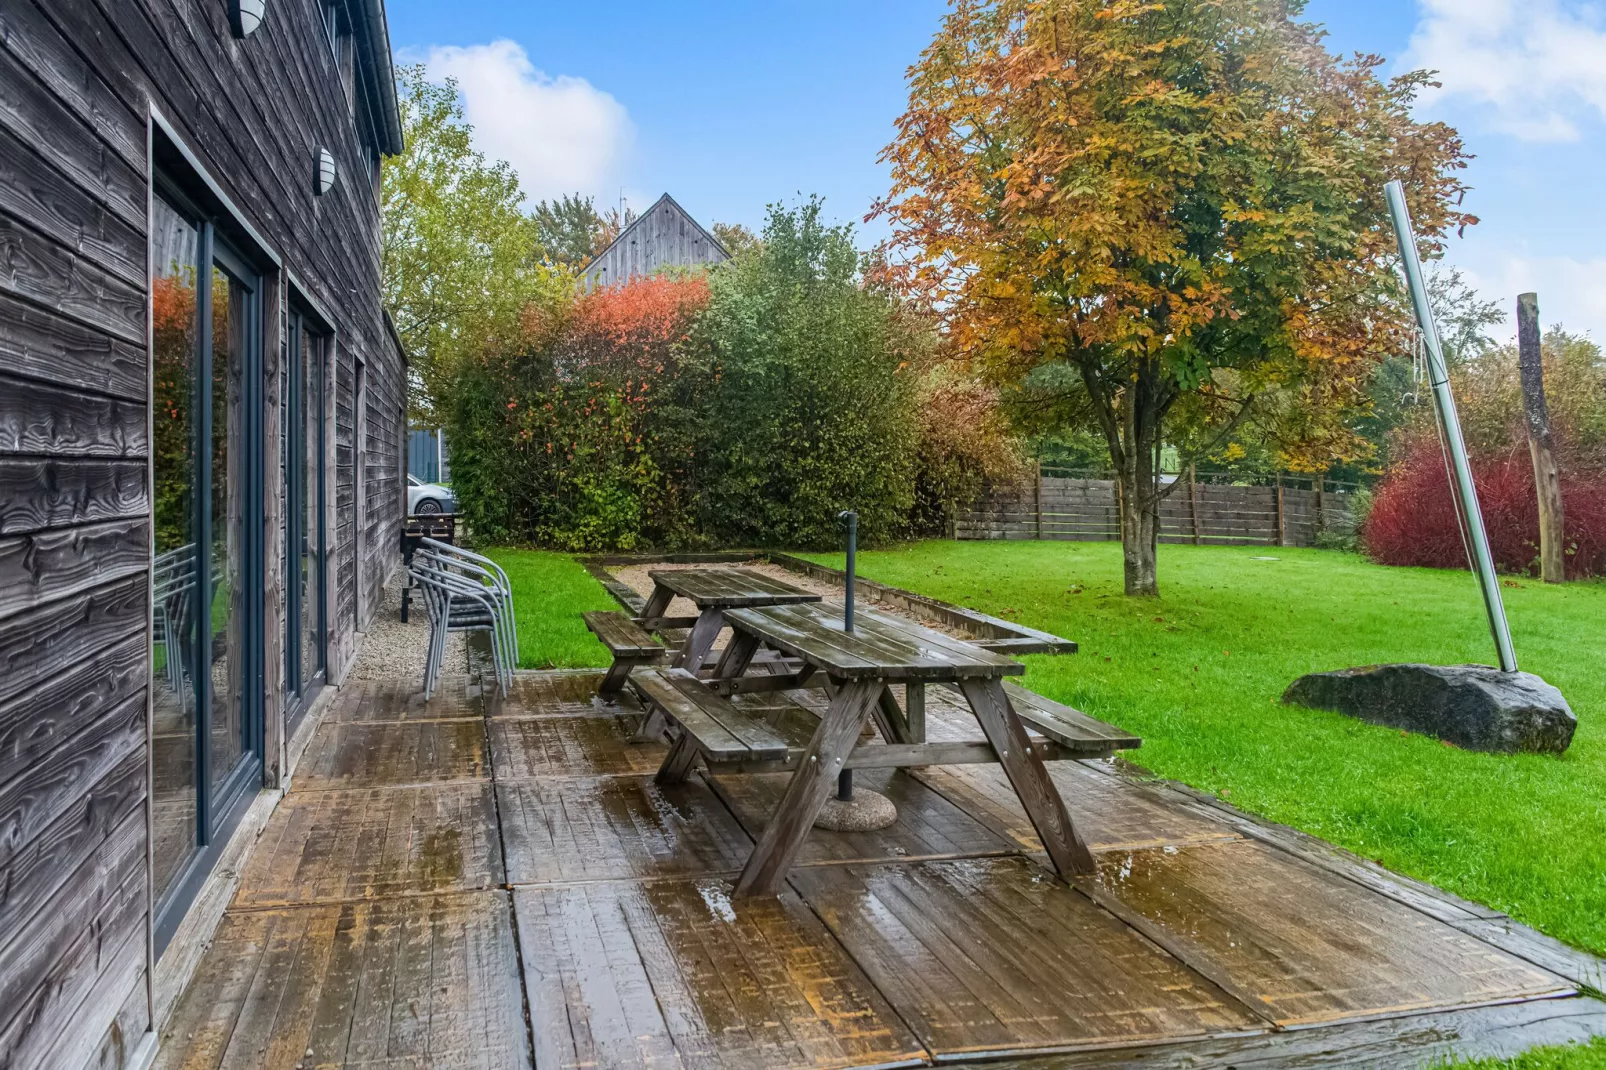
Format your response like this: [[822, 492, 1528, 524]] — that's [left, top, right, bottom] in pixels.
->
[[386, 0, 1606, 341]]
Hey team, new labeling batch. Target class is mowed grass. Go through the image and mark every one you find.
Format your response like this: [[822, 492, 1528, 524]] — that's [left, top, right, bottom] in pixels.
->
[[1443, 1039, 1606, 1069], [482, 548, 615, 669], [798, 540, 1606, 959]]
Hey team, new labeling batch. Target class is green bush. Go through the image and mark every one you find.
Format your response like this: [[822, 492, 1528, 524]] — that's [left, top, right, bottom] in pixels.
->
[[447, 198, 929, 550], [678, 198, 920, 547]]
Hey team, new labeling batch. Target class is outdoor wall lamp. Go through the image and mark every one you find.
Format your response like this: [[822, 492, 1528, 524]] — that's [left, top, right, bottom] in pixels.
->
[[229, 0, 266, 38], [316, 148, 336, 196]]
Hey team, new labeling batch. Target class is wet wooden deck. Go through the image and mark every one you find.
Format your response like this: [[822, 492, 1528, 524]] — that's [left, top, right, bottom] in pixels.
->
[[156, 673, 1606, 1069]]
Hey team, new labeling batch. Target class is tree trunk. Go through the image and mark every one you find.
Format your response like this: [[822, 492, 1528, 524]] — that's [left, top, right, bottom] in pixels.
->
[[1079, 355, 1169, 597], [1119, 466, 1160, 595], [1518, 293, 1566, 582], [1115, 373, 1163, 596]]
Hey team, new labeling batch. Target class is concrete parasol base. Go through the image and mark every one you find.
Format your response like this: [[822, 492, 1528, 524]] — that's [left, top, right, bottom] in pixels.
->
[[814, 788, 898, 831]]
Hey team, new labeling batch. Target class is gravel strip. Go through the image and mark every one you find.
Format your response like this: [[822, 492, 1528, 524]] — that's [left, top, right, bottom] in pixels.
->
[[349, 568, 468, 682]]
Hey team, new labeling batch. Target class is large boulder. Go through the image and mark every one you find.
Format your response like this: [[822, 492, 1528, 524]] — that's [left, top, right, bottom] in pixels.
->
[[1283, 663, 1575, 754]]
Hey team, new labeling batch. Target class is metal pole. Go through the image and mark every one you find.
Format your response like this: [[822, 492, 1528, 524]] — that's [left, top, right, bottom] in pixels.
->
[[836, 510, 859, 803], [1384, 180, 1518, 672], [838, 510, 857, 632]]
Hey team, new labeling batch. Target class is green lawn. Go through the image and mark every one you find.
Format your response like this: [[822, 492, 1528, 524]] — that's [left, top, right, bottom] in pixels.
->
[[799, 541, 1606, 961], [482, 549, 615, 669]]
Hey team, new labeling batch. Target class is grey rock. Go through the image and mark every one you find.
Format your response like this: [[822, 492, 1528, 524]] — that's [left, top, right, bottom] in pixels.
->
[[1283, 663, 1575, 754]]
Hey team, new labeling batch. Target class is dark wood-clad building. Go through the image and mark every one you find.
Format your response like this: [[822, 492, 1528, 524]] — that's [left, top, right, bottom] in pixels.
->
[[0, 0, 406, 1066]]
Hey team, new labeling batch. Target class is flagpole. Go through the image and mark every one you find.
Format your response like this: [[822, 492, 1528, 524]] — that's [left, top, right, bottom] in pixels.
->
[[1384, 180, 1518, 672]]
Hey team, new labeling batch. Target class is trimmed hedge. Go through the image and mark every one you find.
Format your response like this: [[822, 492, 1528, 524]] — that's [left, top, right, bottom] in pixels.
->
[[1364, 437, 1606, 578]]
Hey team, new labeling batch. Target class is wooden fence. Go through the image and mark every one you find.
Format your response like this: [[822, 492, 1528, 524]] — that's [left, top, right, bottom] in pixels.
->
[[955, 470, 1357, 547]]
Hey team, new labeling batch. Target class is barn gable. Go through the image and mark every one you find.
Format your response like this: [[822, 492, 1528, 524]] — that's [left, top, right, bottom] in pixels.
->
[[581, 193, 730, 289]]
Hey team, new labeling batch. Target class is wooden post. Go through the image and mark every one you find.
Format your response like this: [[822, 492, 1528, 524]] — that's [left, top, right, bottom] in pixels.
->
[[1034, 460, 1043, 540], [1188, 464, 1201, 545], [1275, 472, 1286, 547], [1519, 292, 1566, 582], [1315, 476, 1326, 536]]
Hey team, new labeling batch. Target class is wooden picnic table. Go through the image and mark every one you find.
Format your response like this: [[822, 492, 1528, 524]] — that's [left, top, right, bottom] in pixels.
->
[[636, 567, 821, 673], [715, 601, 1096, 897]]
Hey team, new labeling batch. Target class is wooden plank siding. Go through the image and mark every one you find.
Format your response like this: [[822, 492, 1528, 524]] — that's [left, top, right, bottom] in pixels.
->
[[957, 474, 1357, 548], [0, 0, 403, 1065]]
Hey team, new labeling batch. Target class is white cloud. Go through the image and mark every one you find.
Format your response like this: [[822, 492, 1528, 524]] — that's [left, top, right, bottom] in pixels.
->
[[422, 40, 632, 203], [1455, 254, 1606, 340], [1404, 0, 1606, 140]]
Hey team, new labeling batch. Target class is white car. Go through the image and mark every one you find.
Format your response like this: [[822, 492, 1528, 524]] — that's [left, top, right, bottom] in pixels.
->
[[407, 474, 456, 515]]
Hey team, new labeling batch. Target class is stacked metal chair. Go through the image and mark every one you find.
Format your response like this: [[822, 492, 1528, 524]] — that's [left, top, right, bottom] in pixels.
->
[[410, 539, 518, 698], [152, 544, 197, 692]]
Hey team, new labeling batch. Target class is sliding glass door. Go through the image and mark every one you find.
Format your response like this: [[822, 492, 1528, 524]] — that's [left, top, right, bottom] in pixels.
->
[[151, 187, 265, 947], [283, 308, 327, 737]]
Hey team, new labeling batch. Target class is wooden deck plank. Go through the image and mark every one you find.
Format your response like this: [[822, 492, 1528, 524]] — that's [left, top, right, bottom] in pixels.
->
[[489, 715, 667, 779], [708, 768, 1021, 866], [155, 894, 529, 1070], [293, 720, 488, 790], [513, 879, 926, 1069], [914, 761, 1240, 853], [790, 857, 1261, 1057], [1080, 839, 1571, 1027], [323, 676, 485, 723], [486, 671, 627, 719], [234, 784, 503, 907], [498, 775, 753, 885]]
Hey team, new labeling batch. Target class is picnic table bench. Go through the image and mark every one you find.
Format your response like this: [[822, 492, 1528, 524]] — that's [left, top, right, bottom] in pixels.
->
[[583, 611, 668, 694]]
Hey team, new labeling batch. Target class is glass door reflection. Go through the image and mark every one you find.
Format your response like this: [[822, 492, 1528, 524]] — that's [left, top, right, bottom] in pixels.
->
[[150, 189, 264, 935], [150, 194, 200, 903]]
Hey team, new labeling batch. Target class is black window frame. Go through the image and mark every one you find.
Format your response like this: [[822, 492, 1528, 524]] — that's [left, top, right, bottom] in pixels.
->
[[151, 172, 268, 955], [283, 299, 331, 741]]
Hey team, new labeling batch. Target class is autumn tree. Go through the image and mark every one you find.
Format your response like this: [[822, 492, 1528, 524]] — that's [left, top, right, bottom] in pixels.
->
[[382, 66, 555, 422], [534, 193, 611, 268], [711, 222, 760, 258], [877, 0, 1473, 594]]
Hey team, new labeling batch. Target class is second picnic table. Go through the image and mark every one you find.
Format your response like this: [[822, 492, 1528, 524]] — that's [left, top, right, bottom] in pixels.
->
[[635, 566, 821, 672]]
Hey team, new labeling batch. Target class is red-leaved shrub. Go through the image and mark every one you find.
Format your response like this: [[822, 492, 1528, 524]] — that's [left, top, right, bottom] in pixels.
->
[[1365, 436, 1606, 577]]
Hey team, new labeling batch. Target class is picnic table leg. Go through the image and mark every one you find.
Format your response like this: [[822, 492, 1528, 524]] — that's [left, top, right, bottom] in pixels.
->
[[673, 609, 725, 671], [655, 730, 701, 786], [958, 678, 1095, 878], [871, 686, 911, 744], [734, 677, 882, 898], [630, 706, 668, 743], [640, 582, 674, 623], [906, 683, 926, 743], [598, 657, 636, 696], [712, 629, 759, 679]]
